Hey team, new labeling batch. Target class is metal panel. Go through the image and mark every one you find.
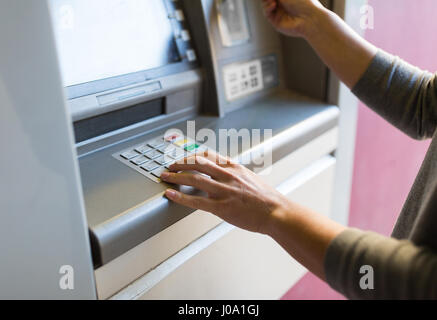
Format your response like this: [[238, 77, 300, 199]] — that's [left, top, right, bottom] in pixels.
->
[[329, 0, 364, 225], [200, 0, 285, 115], [0, 0, 95, 299]]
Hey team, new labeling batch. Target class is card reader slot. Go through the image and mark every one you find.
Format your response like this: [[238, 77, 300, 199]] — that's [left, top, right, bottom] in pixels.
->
[[74, 98, 165, 143]]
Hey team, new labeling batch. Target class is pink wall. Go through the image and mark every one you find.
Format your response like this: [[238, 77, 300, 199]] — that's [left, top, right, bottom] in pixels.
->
[[282, 0, 437, 300]]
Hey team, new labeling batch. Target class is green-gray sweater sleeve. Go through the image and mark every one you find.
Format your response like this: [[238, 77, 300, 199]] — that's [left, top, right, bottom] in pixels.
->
[[352, 50, 437, 140], [324, 229, 437, 299], [324, 51, 437, 299]]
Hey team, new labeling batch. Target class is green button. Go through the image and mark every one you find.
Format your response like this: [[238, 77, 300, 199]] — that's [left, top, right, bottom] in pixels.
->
[[185, 144, 199, 152]]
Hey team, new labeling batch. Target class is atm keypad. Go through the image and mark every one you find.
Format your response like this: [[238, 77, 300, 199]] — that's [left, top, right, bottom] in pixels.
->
[[114, 134, 208, 183]]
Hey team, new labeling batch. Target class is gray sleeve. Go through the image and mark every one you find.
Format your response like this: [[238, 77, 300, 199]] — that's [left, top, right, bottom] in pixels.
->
[[352, 50, 437, 140], [324, 228, 437, 299]]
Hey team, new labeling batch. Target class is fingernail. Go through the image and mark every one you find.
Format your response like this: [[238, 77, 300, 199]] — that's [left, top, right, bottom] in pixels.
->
[[165, 189, 178, 200], [161, 172, 170, 179]]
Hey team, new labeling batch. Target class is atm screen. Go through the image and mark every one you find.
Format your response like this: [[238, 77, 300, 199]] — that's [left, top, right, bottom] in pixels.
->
[[50, 0, 181, 87]]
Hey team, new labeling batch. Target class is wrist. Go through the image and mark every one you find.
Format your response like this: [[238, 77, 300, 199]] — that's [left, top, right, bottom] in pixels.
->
[[263, 199, 294, 237], [300, 5, 334, 42]]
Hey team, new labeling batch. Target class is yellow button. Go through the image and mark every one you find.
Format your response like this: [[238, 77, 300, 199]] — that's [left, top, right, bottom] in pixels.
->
[[174, 139, 189, 147]]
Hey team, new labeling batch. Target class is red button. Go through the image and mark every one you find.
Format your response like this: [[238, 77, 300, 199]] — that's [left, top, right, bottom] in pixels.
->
[[165, 134, 180, 142]]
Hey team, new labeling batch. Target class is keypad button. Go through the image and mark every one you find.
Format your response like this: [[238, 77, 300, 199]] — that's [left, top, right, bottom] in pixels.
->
[[155, 155, 173, 166], [157, 143, 176, 154], [131, 156, 148, 166], [181, 30, 191, 41], [164, 133, 182, 143], [249, 65, 258, 76], [147, 138, 165, 149], [135, 144, 153, 154], [175, 10, 185, 22], [186, 49, 196, 62], [121, 150, 139, 160], [151, 167, 168, 179], [141, 161, 160, 172], [145, 150, 161, 160], [184, 144, 200, 152], [165, 161, 176, 170], [168, 148, 186, 160], [173, 139, 189, 147]]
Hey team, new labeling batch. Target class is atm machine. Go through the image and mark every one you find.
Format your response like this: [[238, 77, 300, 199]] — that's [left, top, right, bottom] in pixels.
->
[[1, 0, 355, 299]]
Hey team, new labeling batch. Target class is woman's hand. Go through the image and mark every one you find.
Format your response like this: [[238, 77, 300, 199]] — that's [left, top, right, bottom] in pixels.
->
[[161, 151, 290, 234], [162, 151, 346, 280], [262, 0, 326, 38]]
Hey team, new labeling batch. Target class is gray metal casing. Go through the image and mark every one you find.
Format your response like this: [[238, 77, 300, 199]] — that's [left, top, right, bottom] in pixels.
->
[[0, 0, 96, 299]]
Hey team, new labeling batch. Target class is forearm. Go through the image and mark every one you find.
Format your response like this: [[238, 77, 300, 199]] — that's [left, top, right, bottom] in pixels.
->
[[302, 6, 377, 89], [265, 200, 346, 280]]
